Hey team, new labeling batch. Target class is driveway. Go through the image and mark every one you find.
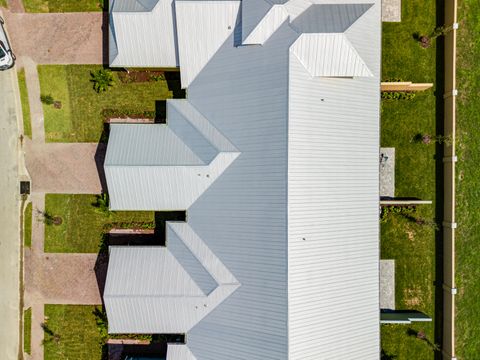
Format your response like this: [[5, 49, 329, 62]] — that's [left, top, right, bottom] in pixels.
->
[[25, 140, 106, 193], [0, 69, 21, 359], [3, 10, 106, 64], [25, 252, 106, 305]]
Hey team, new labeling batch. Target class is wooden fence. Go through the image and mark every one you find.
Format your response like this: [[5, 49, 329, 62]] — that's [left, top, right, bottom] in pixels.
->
[[442, 0, 457, 359]]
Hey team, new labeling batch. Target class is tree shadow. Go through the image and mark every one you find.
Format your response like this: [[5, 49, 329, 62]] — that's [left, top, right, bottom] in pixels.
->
[[434, 0, 446, 358]]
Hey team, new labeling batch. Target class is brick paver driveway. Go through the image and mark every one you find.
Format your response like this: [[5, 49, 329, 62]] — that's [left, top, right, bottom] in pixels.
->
[[24, 252, 106, 305], [25, 140, 106, 193], [4, 10, 106, 64]]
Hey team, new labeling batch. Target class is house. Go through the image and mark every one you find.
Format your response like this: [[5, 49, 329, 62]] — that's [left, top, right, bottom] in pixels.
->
[[105, 1, 381, 359]]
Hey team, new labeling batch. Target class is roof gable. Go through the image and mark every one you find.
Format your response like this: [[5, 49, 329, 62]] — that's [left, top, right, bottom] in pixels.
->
[[291, 33, 373, 77]]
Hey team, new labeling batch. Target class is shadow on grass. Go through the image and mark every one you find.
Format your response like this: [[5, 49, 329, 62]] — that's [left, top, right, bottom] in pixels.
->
[[433, 0, 445, 358]]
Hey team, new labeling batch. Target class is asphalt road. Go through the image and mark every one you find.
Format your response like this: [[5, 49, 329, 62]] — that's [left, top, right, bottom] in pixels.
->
[[0, 67, 21, 359]]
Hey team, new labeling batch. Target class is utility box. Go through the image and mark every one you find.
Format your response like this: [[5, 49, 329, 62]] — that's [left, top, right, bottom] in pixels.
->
[[20, 181, 30, 195]]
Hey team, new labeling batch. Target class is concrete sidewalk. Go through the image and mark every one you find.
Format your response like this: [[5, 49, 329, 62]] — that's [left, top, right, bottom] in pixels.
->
[[0, 67, 21, 360]]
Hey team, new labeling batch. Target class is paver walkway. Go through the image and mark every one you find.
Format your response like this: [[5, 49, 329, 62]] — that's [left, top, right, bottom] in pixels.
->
[[6, 0, 25, 13], [21, 57, 44, 141], [4, 10, 105, 64]]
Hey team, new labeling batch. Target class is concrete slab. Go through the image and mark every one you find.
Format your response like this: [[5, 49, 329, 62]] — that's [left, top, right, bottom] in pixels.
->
[[382, 0, 401, 22], [380, 259, 395, 310], [380, 147, 395, 198]]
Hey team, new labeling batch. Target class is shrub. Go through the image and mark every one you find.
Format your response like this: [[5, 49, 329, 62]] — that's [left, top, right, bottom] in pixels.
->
[[90, 69, 114, 93], [149, 74, 165, 82], [103, 221, 155, 231], [92, 193, 110, 215], [40, 94, 54, 105], [93, 307, 152, 342], [101, 108, 156, 120], [381, 91, 416, 100], [413, 133, 453, 146]]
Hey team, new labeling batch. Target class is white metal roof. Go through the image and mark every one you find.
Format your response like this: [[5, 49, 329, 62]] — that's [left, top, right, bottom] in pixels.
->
[[104, 101, 240, 210], [109, 0, 178, 67], [105, 1, 381, 358], [175, 1, 241, 88], [291, 33, 373, 77], [104, 224, 240, 333], [166, 344, 197, 360]]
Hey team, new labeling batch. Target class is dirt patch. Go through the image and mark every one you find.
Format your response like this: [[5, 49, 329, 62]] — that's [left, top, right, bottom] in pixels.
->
[[53, 216, 63, 226], [405, 229, 416, 241], [404, 287, 423, 306]]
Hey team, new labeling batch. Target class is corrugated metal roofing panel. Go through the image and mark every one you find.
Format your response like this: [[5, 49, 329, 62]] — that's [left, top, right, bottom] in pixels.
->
[[243, 5, 288, 45], [181, 22, 299, 360], [241, 0, 273, 42], [106, 152, 239, 210], [167, 226, 219, 295], [291, 3, 374, 33], [111, 0, 159, 12], [105, 0, 381, 358], [287, 2, 381, 359], [175, 1, 241, 89], [104, 247, 204, 297], [105, 124, 204, 166], [109, 0, 178, 67], [105, 228, 240, 333], [167, 344, 197, 360], [291, 33, 373, 77]]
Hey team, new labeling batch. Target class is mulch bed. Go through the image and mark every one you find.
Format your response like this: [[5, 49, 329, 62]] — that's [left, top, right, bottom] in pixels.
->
[[117, 71, 165, 83]]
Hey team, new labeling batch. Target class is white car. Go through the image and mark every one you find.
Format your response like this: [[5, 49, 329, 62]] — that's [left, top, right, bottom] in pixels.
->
[[0, 17, 14, 70]]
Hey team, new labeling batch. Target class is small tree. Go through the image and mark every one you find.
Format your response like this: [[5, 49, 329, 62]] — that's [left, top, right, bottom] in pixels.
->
[[40, 94, 54, 105], [90, 69, 114, 93], [415, 133, 453, 146], [418, 24, 457, 48], [92, 193, 110, 215]]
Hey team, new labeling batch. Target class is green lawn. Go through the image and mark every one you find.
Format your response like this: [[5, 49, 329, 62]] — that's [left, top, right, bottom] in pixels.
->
[[44, 194, 154, 253], [23, 0, 104, 12], [38, 65, 173, 142], [24, 307, 31, 355], [43, 305, 104, 360], [0, 0, 7, 8], [455, 0, 480, 358], [380, 0, 439, 359], [18, 69, 32, 138], [24, 202, 32, 248]]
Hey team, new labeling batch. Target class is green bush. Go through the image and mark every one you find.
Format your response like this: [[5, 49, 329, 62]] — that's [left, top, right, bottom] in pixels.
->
[[149, 74, 165, 82], [40, 94, 54, 105], [90, 69, 114, 93], [93, 307, 152, 342], [381, 91, 416, 101], [101, 108, 156, 120]]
